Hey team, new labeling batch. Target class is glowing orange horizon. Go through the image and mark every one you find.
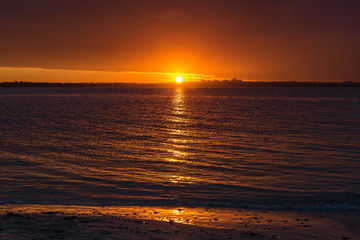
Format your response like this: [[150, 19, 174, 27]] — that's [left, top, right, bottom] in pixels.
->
[[0, 67, 216, 83]]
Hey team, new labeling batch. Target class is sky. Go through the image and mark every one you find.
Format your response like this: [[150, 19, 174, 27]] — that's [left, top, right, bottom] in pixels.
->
[[0, 0, 359, 83]]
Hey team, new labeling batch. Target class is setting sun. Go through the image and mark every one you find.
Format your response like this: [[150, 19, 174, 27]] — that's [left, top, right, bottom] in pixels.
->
[[175, 76, 183, 83]]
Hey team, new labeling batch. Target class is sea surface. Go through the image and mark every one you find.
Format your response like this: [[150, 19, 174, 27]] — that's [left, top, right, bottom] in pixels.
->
[[0, 87, 359, 210]]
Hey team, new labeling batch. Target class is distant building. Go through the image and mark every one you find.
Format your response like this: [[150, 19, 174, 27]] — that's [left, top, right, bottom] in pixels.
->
[[230, 78, 242, 83]]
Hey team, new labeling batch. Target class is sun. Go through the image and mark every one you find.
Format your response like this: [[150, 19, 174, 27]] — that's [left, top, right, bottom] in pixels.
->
[[175, 76, 183, 83]]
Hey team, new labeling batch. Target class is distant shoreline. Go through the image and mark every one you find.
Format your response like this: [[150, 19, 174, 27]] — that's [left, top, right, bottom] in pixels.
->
[[0, 81, 359, 88]]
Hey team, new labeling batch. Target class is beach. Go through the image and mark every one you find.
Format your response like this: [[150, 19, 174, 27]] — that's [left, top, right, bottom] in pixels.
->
[[1, 204, 359, 239]]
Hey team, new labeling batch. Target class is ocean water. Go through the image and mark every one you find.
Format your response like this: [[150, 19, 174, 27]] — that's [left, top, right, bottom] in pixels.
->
[[0, 87, 359, 210]]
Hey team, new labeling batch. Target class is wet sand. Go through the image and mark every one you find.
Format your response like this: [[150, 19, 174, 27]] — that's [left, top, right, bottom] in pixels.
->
[[0, 204, 359, 239]]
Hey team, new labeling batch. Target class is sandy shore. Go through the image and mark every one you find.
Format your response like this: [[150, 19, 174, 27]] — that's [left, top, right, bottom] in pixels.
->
[[0, 204, 359, 239]]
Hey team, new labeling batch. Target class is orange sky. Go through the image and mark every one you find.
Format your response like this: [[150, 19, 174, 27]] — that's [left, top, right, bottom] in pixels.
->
[[1, 0, 359, 82]]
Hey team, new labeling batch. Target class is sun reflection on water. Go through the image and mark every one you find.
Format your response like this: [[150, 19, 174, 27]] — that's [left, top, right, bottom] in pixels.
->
[[165, 88, 192, 184], [169, 175, 192, 184]]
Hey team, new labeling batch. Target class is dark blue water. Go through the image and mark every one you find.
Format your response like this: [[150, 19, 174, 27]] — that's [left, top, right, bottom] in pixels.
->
[[0, 87, 359, 210]]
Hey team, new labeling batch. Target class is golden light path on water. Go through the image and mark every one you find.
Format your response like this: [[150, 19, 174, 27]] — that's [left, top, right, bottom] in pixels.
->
[[166, 88, 193, 184]]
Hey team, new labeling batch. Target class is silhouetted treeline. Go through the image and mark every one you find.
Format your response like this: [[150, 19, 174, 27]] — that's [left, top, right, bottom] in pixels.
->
[[0, 80, 359, 88], [0, 81, 169, 88], [194, 80, 360, 88]]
